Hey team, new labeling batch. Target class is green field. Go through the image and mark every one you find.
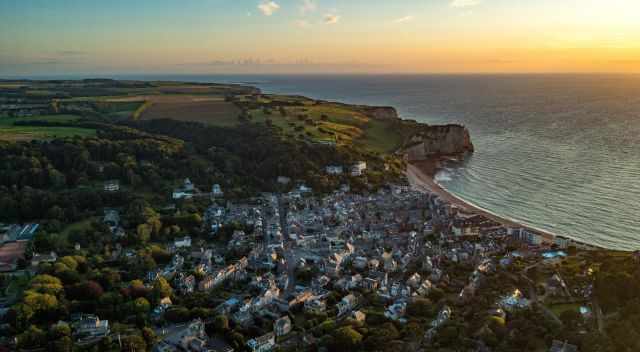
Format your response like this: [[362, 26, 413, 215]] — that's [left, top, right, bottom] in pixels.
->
[[0, 114, 95, 141], [242, 101, 407, 154], [548, 302, 583, 316]]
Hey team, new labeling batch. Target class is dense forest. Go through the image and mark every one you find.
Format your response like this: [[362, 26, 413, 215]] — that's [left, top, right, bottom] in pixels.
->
[[0, 118, 395, 223]]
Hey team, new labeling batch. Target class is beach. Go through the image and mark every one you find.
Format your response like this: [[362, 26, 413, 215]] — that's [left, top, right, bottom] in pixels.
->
[[406, 158, 558, 242]]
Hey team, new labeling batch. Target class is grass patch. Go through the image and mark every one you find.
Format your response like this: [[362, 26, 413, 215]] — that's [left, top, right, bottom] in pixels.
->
[[0, 114, 95, 141], [548, 303, 582, 316]]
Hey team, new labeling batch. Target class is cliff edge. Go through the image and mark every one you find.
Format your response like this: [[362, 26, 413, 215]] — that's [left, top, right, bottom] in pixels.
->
[[404, 124, 474, 162]]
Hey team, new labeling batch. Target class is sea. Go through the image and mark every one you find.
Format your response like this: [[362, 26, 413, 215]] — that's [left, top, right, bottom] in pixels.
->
[[32, 73, 640, 250]]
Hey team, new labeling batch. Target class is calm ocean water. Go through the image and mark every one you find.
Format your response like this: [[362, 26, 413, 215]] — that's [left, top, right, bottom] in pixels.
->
[[101, 74, 640, 250]]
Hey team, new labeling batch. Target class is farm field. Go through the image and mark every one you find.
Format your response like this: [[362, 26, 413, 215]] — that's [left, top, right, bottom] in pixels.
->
[[0, 114, 95, 141], [138, 98, 241, 126]]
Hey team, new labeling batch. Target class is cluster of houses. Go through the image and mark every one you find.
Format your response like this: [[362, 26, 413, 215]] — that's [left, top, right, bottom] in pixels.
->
[[9, 172, 597, 351]]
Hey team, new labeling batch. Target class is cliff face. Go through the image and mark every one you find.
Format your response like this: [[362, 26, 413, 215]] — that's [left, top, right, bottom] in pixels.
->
[[404, 124, 474, 162]]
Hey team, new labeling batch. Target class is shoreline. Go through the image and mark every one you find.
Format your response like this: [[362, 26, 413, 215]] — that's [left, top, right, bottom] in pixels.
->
[[405, 158, 606, 250]]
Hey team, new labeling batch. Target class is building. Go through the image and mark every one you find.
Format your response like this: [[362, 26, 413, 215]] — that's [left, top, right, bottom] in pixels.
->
[[154, 319, 210, 352], [72, 314, 110, 339], [325, 165, 344, 175], [31, 251, 58, 267], [174, 236, 192, 248], [351, 310, 366, 322], [274, 316, 292, 337], [337, 294, 357, 317], [351, 161, 367, 176], [212, 184, 224, 198], [103, 180, 120, 192], [246, 332, 275, 352], [304, 298, 327, 314], [362, 277, 379, 291]]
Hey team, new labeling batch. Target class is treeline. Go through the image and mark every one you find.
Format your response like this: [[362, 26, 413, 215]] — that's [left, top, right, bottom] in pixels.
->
[[0, 118, 379, 223]]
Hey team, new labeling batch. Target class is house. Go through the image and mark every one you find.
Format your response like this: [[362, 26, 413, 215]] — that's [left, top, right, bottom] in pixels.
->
[[384, 301, 407, 322], [174, 236, 192, 248], [215, 297, 241, 315], [407, 273, 422, 289], [325, 165, 344, 175], [337, 294, 357, 317], [31, 251, 57, 267], [155, 319, 208, 352], [177, 274, 196, 294], [103, 180, 120, 192], [173, 179, 196, 200], [199, 275, 216, 291], [212, 184, 224, 198], [362, 277, 379, 291], [304, 298, 327, 314], [351, 161, 367, 176], [246, 332, 275, 352], [353, 256, 368, 270], [72, 314, 110, 339], [103, 209, 120, 229], [351, 310, 366, 322], [274, 316, 292, 337]]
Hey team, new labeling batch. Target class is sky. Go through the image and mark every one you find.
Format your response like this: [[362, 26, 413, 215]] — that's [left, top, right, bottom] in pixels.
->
[[2, 0, 640, 75]]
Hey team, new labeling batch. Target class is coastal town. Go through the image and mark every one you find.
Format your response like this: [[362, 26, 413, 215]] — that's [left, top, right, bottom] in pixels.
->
[[0, 79, 636, 352], [1, 163, 607, 351]]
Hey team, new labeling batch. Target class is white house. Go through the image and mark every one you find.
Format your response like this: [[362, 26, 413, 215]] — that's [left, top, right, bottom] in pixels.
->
[[174, 236, 192, 248], [103, 180, 120, 192], [351, 161, 367, 176], [212, 184, 224, 198]]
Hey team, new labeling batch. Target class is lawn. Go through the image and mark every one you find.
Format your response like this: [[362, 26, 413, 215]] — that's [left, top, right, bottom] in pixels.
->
[[548, 302, 582, 316], [0, 114, 95, 141]]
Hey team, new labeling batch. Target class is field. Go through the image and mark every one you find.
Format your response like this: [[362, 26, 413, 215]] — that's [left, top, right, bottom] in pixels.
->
[[0, 114, 96, 141], [132, 95, 241, 126], [240, 97, 408, 154]]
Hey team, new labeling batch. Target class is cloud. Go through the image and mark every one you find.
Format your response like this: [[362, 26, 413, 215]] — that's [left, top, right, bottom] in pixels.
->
[[450, 0, 481, 8], [392, 15, 414, 24], [300, 0, 317, 14], [258, 1, 280, 16], [324, 14, 340, 24]]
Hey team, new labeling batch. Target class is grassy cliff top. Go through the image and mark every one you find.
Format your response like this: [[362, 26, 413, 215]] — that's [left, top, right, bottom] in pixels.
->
[[1, 80, 428, 155]]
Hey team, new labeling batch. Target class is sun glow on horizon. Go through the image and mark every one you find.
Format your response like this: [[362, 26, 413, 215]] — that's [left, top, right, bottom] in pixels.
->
[[1, 0, 640, 75]]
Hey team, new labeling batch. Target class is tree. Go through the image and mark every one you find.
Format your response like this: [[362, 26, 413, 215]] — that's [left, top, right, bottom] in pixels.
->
[[407, 298, 434, 318], [560, 309, 582, 328], [122, 335, 147, 352], [136, 223, 152, 243], [17, 325, 47, 349], [152, 277, 173, 302], [29, 274, 64, 295], [133, 297, 151, 314], [165, 306, 191, 323], [332, 326, 363, 350], [213, 314, 230, 332], [142, 327, 157, 346]]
